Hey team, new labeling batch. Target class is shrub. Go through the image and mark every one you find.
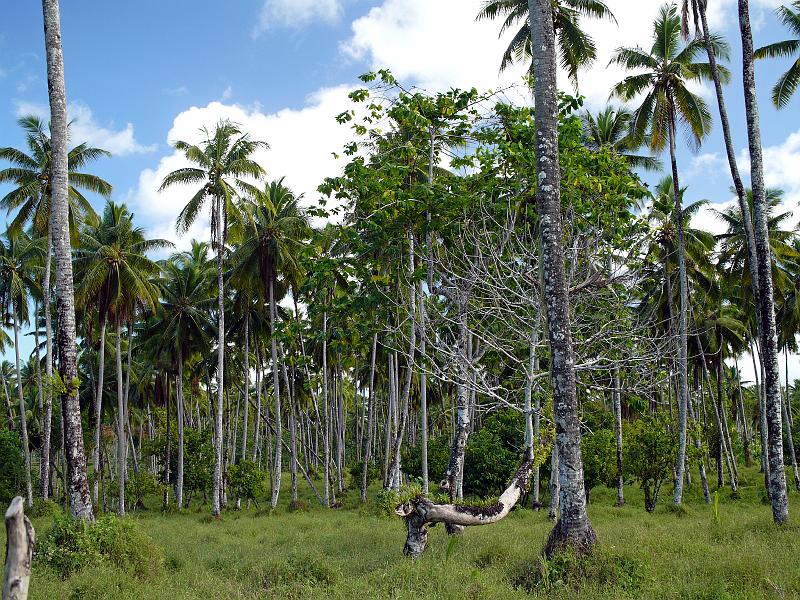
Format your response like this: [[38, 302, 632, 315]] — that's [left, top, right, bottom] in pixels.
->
[[624, 412, 676, 512], [142, 427, 214, 498], [581, 429, 617, 502], [28, 498, 62, 519], [288, 499, 309, 513], [36, 513, 163, 579], [348, 461, 380, 488], [0, 430, 25, 503], [125, 471, 161, 510], [228, 460, 267, 504]]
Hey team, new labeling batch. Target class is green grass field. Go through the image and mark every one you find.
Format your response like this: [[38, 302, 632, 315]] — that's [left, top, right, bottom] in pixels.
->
[[9, 468, 800, 600]]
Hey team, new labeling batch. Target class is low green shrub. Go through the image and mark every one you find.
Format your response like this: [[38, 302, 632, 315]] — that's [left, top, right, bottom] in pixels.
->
[[36, 513, 163, 579], [27, 498, 62, 519]]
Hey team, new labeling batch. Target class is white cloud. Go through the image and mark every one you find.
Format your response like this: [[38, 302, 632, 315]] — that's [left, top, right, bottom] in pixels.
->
[[128, 86, 356, 250], [221, 86, 233, 101], [254, 0, 342, 34], [14, 100, 156, 156]]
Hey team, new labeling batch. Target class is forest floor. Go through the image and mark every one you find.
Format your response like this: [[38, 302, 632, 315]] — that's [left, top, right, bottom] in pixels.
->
[[11, 467, 800, 600]]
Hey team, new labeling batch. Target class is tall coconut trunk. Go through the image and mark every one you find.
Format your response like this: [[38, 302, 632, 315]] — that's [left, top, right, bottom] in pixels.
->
[[739, 0, 790, 523], [40, 234, 53, 500], [212, 193, 225, 517], [2, 364, 13, 430], [529, 0, 596, 556], [93, 315, 107, 506], [698, 2, 760, 301], [269, 277, 282, 509], [322, 311, 330, 506], [115, 321, 126, 515], [613, 363, 624, 506], [12, 306, 33, 508], [252, 343, 262, 462], [176, 357, 185, 508], [667, 105, 691, 508], [42, 0, 94, 521], [33, 303, 44, 487], [361, 333, 378, 502], [782, 380, 800, 492], [241, 315, 250, 462]]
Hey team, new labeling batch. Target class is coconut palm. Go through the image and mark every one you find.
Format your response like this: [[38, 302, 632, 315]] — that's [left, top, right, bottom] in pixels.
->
[[581, 106, 662, 171], [476, 0, 615, 86], [754, 2, 800, 108], [0, 230, 44, 507], [75, 201, 170, 514], [611, 2, 727, 507], [232, 178, 311, 508], [0, 115, 111, 499], [159, 120, 266, 517]]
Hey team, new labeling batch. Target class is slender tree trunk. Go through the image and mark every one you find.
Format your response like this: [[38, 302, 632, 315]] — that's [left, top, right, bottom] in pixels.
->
[[12, 307, 33, 508], [241, 315, 249, 462], [2, 365, 13, 431], [269, 277, 282, 509], [361, 333, 378, 502], [668, 106, 691, 508], [212, 193, 225, 517], [42, 0, 94, 521], [782, 383, 800, 492], [252, 344, 262, 462], [40, 231, 53, 498], [613, 363, 625, 506], [33, 303, 45, 497], [93, 316, 107, 506], [739, 0, 789, 524], [529, 0, 595, 556], [115, 322, 125, 515], [176, 358, 185, 508]]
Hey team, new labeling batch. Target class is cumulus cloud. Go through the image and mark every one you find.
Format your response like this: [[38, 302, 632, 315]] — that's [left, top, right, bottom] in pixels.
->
[[254, 0, 342, 34], [128, 86, 357, 250], [14, 100, 156, 156]]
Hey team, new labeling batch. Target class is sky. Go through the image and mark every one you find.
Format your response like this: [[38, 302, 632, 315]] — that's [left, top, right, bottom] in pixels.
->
[[0, 0, 798, 384]]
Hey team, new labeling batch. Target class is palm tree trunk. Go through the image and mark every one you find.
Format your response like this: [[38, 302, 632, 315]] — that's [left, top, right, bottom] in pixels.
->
[[2, 365, 14, 430], [34, 302, 45, 489], [40, 233, 53, 498], [361, 333, 378, 502], [12, 305, 33, 508], [212, 193, 225, 518], [241, 315, 249, 461], [613, 363, 625, 506], [116, 321, 126, 515], [93, 314, 107, 506], [252, 343, 262, 462], [529, 0, 596, 557], [667, 105, 691, 508], [269, 277, 282, 509], [177, 358, 185, 508], [739, 0, 790, 524], [782, 380, 800, 492], [322, 310, 330, 506], [42, 0, 94, 522]]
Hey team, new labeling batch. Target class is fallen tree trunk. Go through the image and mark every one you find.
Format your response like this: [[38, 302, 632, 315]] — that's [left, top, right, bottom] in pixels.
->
[[395, 436, 550, 558], [3, 497, 35, 600]]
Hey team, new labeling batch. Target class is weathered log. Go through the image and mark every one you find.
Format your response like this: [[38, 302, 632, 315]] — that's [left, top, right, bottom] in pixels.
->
[[3, 497, 35, 600], [395, 437, 550, 558]]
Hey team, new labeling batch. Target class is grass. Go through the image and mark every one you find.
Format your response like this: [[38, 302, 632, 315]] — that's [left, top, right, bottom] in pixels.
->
[[7, 467, 800, 599]]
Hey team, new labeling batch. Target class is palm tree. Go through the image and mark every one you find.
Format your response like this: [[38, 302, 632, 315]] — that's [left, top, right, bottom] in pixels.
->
[[611, 2, 726, 507], [0, 115, 111, 500], [157, 254, 213, 508], [232, 178, 311, 508], [755, 2, 800, 108], [528, 0, 596, 557], [75, 201, 169, 514], [581, 106, 662, 171], [159, 120, 266, 517], [0, 230, 44, 507], [477, 0, 615, 86]]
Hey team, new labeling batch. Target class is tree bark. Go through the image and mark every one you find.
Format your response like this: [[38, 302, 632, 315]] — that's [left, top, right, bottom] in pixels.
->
[[361, 333, 378, 502], [529, 0, 596, 557], [93, 315, 107, 506], [269, 277, 282, 509], [668, 104, 691, 509], [739, 0, 790, 524], [42, 0, 94, 521], [3, 497, 34, 600], [212, 193, 225, 517], [613, 364, 624, 506], [115, 322, 126, 515], [176, 359, 185, 508], [11, 307, 32, 508], [241, 315, 249, 462]]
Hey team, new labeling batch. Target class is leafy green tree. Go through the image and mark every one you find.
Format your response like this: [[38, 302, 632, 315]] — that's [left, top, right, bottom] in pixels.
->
[[0, 429, 24, 503], [754, 1, 800, 108], [624, 413, 677, 512]]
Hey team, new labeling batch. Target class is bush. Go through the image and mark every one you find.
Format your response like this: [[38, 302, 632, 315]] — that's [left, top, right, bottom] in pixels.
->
[[624, 412, 676, 512], [348, 461, 380, 488], [36, 513, 163, 579], [125, 471, 161, 510], [581, 429, 617, 502], [0, 430, 25, 503], [228, 460, 267, 504], [142, 427, 214, 498], [28, 498, 62, 519]]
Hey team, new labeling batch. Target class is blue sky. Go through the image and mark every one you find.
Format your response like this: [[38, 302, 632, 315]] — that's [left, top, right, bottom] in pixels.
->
[[0, 0, 798, 381]]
